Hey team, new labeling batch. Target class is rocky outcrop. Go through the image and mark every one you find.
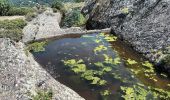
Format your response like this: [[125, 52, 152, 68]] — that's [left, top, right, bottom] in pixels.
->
[[82, 0, 170, 72], [0, 38, 84, 100], [22, 7, 111, 43]]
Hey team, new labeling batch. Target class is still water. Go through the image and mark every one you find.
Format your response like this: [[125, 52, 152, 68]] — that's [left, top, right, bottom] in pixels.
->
[[32, 33, 170, 100]]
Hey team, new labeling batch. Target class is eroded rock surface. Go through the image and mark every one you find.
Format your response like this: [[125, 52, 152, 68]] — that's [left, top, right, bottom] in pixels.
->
[[0, 38, 84, 100], [82, 0, 170, 70]]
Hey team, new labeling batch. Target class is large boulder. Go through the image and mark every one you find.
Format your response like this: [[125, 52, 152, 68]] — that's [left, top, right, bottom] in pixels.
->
[[82, 0, 170, 73]]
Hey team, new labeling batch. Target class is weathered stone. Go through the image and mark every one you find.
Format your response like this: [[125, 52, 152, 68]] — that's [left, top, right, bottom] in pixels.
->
[[82, 0, 170, 74], [0, 38, 84, 100]]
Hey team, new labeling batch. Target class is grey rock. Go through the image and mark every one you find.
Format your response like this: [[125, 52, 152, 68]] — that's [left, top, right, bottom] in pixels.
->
[[0, 38, 84, 100], [82, 0, 170, 72]]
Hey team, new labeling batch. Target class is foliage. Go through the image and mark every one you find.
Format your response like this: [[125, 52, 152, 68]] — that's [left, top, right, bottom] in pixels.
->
[[7, 7, 34, 16], [0, 19, 27, 41], [32, 90, 53, 100], [62, 9, 86, 27], [26, 41, 47, 52], [0, 0, 10, 16], [0, 19, 27, 29], [51, 0, 64, 11], [0, 29, 22, 41], [25, 12, 37, 21]]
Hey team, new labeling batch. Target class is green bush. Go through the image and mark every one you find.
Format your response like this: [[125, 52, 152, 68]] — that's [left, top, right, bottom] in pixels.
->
[[0, 19, 27, 41], [51, 0, 63, 10], [25, 12, 37, 21], [74, 0, 84, 2], [0, 19, 27, 29], [62, 10, 86, 27], [0, 29, 22, 41], [0, 0, 11, 15], [7, 7, 34, 16]]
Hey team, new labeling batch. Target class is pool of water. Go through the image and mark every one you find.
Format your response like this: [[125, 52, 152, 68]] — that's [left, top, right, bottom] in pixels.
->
[[32, 33, 170, 100]]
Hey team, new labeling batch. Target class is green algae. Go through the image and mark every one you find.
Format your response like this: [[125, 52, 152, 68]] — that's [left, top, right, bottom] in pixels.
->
[[94, 45, 107, 53], [126, 58, 138, 65]]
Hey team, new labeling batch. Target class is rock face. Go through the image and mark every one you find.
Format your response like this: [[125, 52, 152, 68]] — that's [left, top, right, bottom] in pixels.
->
[[22, 8, 64, 43], [82, 0, 170, 66], [0, 38, 84, 100]]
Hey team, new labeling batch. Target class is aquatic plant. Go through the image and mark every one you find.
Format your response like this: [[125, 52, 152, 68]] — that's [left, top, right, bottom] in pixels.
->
[[80, 70, 107, 86], [126, 59, 137, 65], [100, 90, 111, 96], [63, 59, 86, 73], [94, 39, 101, 43], [63, 59, 108, 86], [103, 54, 121, 65], [142, 61, 153, 68], [104, 34, 117, 42], [94, 45, 107, 53], [26, 41, 47, 53], [121, 84, 170, 100]]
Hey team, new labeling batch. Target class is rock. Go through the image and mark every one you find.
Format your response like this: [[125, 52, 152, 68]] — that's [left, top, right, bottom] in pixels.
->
[[0, 38, 84, 100], [22, 8, 64, 43], [82, 0, 170, 73]]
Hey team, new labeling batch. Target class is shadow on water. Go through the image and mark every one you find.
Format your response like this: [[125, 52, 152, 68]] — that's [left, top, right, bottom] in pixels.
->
[[32, 33, 170, 100]]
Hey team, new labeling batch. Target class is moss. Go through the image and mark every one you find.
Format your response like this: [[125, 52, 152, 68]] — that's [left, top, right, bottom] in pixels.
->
[[32, 90, 53, 100]]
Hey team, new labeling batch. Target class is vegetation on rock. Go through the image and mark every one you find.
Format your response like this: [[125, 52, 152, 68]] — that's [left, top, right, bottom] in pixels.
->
[[62, 9, 86, 27], [0, 19, 27, 41], [32, 90, 53, 100]]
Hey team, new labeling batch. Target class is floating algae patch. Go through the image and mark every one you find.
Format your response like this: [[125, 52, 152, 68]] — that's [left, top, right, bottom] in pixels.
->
[[32, 33, 170, 100]]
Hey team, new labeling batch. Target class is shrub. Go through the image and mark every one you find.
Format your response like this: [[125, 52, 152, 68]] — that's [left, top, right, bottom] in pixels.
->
[[25, 12, 37, 21], [0, 29, 22, 41], [0, 19, 27, 41], [0, 0, 11, 15], [74, 0, 84, 2], [51, 0, 63, 10], [0, 19, 27, 29], [62, 9, 86, 27], [7, 7, 34, 16]]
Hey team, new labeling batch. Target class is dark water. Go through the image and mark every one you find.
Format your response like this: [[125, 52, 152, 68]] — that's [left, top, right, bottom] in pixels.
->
[[32, 33, 170, 100]]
